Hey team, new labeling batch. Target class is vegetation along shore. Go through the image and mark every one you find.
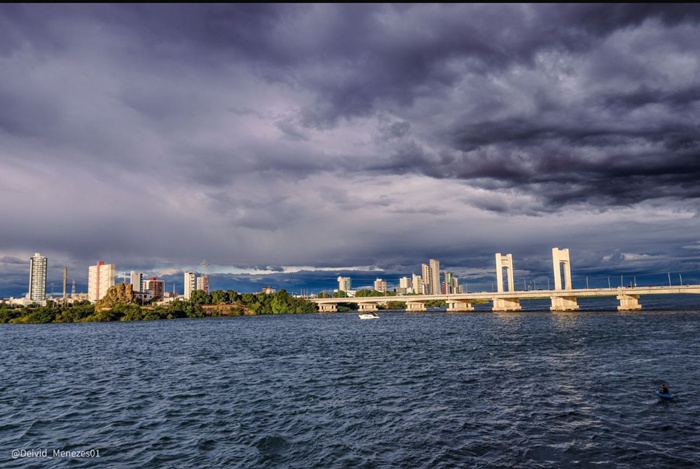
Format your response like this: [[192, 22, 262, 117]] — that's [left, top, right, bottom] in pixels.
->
[[0, 283, 317, 324]]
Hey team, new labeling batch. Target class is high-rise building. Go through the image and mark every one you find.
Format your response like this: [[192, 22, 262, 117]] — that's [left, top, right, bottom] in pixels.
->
[[196, 275, 209, 294], [130, 271, 144, 292], [429, 259, 441, 295], [374, 278, 387, 293], [337, 276, 351, 292], [412, 274, 424, 295], [28, 252, 47, 302], [444, 271, 452, 294], [88, 261, 116, 302], [144, 277, 165, 301], [184, 272, 196, 299], [451, 275, 460, 294], [421, 263, 431, 294]]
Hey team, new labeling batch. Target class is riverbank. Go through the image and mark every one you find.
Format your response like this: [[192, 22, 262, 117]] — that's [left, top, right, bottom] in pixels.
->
[[0, 287, 317, 324]]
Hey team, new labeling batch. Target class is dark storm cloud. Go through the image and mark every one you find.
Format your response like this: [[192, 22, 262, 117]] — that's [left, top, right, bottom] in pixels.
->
[[154, 2, 700, 213], [444, 120, 700, 210], [284, 4, 700, 124], [2, 4, 700, 296]]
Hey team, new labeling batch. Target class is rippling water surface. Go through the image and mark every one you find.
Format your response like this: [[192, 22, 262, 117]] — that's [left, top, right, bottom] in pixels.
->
[[2, 301, 700, 468]]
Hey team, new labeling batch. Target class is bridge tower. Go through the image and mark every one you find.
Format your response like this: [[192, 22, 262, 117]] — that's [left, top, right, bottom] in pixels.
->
[[552, 247, 573, 291], [495, 253, 515, 292]]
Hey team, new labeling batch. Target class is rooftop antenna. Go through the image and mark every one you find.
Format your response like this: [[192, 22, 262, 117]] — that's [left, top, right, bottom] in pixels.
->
[[200, 259, 208, 275]]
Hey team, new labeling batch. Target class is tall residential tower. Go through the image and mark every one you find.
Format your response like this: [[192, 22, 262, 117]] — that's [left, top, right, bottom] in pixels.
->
[[337, 276, 351, 293], [88, 261, 116, 302], [184, 272, 196, 299], [429, 259, 441, 295], [196, 275, 209, 294], [28, 252, 47, 302], [130, 271, 144, 292]]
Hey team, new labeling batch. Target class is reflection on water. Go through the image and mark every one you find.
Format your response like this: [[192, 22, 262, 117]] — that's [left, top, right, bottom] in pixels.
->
[[551, 311, 580, 331]]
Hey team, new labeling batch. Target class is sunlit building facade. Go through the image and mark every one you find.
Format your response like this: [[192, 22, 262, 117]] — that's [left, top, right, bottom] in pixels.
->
[[421, 264, 431, 294], [196, 275, 209, 294], [144, 277, 165, 301], [337, 276, 351, 292], [88, 261, 116, 302], [184, 272, 195, 299], [130, 271, 144, 292], [412, 274, 424, 295], [429, 259, 440, 295], [28, 252, 47, 302], [398, 276, 412, 294], [374, 278, 388, 293]]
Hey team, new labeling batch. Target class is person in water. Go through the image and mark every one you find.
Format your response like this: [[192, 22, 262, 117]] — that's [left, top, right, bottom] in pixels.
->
[[660, 384, 670, 394]]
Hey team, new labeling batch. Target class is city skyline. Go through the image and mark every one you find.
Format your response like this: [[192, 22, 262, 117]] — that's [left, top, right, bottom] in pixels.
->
[[2, 5, 700, 297], [5, 248, 699, 301]]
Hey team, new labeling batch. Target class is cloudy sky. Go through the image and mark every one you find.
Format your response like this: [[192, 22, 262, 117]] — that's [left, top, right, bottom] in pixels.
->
[[2, 4, 700, 297]]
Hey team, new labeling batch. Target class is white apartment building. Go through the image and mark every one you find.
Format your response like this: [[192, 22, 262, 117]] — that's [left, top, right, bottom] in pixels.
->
[[130, 271, 144, 292], [28, 252, 47, 303], [429, 259, 441, 295], [184, 272, 196, 299], [398, 276, 412, 294], [412, 274, 424, 294], [88, 261, 116, 302], [337, 276, 351, 292]]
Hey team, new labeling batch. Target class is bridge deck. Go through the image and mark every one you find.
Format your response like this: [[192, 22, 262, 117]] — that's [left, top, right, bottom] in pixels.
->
[[312, 285, 700, 305]]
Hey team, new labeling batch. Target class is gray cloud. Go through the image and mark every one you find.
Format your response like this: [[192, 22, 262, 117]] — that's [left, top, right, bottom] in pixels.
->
[[2, 4, 700, 297]]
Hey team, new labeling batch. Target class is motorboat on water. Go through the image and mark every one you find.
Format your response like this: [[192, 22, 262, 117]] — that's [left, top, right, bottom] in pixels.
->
[[358, 312, 379, 320]]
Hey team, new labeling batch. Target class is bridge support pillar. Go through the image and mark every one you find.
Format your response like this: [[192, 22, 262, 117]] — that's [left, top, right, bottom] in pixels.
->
[[406, 302, 426, 312], [550, 296, 579, 312], [359, 303, 378, 312], [447, 300, 474, 312], [318, 303, 337, 312], [552, 247, 573, 291], [617, 294, 642, 311], [495, 253, 515, 292], [492, 297, 521, 312]]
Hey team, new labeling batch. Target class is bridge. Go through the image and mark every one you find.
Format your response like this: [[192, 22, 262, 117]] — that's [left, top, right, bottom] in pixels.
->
[[311, 248, 700, 312]]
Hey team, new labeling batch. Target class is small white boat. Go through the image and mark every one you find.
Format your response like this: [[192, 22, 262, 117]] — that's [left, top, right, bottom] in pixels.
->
[[358, 312, 379, 320]]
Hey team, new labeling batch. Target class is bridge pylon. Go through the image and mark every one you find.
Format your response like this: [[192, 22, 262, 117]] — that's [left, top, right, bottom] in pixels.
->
[[552, 248, 573, 291], [495, 253, 515, 293]]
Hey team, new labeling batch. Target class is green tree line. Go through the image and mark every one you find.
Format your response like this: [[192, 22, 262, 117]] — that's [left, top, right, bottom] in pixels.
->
[[0, 287, 317, 324]]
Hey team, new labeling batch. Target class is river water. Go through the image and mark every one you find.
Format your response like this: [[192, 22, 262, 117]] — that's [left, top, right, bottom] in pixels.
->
[[1, 298, 699, 468]]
